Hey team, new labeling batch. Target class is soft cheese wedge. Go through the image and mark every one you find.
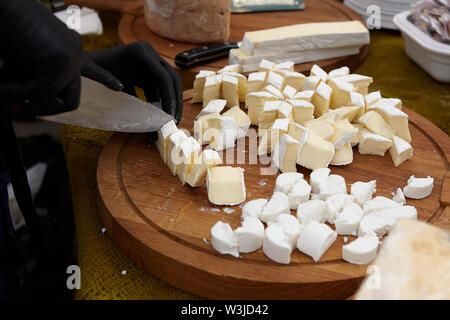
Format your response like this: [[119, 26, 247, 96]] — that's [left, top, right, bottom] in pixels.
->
[[223, 106, 251, 139], [206, 166, 246, 205], [389, 135, 413, 167], [342, 236, 379, 265], [156, 120, 177, 164], [185, 149, 222, 187], [297, 129, 335, 170], [296, 221, 337, 262], [329, 119, 358, 149], [193, 70, 216, 103]]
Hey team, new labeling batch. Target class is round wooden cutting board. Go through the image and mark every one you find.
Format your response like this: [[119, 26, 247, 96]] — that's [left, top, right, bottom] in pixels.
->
[[97, 90, 450, 299], [118, 0, 369, 86]]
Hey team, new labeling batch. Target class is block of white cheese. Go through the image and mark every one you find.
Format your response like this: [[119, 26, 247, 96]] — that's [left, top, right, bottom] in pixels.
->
[[329, 119, 358, 150], [195, 99, 226, 119], [166, 130, 188, 175], [194, 112, 220, 145], [342, 236, 379, 265], [240, 21, 370, 56], [247, 71, 267, 93], [392, 187, 406, 205], [156, 120, 177, 164], [192, 70, 216, 103], [296, 221, 337, 262], [389, 135, 413, 167], [296, 200, 327, 225], [272, 134, 302, 173], [363, 196, 401, 215], [287, 179, 311, 210], [357, 111, 394, 139], [403, 176, 434, 199], [221, 73, 239, 107], [358, 211, 396, 238], [234, 216, 265, 253], [327, 66, 349, 79], [260, 192, 290, 223], [310, 64, 328, 81], [369, 101, 411, 142], [325, 193, 354, 223], [277, 70, 305, 91], [334, 74, 373, 95], [351, 180, 376, 207], [380, 205, 418, 221], [258, 59, 275, 73], [304, 117, 335, 140], [263, 223, 292, 264], [330, 143, 353, 166], [272, 213, 301, 250], [319, 174, 347, 201], [242, 198, 268, 219], [175, 137, 201, 185], [206, 166, 246, 205], [302, 75, 322, 91], [312, 81, 332, 117], [263, 84, 284, 100], [274, 172, 304, 194], [310, 168, 331, 194], [246, 91, 278, 125], [358, 129, 393, 156], [185, 149, 222, 187], [297, 130, 335, 170], [222, 106, 251, 139], [207, 115, 238, 151], [292, 90, 314, 102], [334, 202, 363, 235], [210, 221, 239, 258], [286, 99, 314, 125], [203, 75, 221, 106]]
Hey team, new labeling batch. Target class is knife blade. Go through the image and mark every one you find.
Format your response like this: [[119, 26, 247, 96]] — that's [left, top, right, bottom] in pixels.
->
[[40, 77, 175, 133]]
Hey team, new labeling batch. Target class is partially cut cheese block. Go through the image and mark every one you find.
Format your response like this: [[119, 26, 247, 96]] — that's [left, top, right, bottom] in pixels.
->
[[247, 71, 266, 93], [206, 166, 246, 205], [195, 99, 226, 119], [389, 135, 413, 167], [175, 137, 201, 185], [272, 134, 302, 173], [156, 120, 177, 164], [312, 81, 332, 117], [297, 129, 335, 170], [203, 75, 221, 106], [192, 70, 216, 103], [185, 149, 222, 187], [357, 111, 394, 139], [287, 99, 314, 125], [246, 91, 277, 124], [222, 106, 251, 139], [221, 73, 239, 107], [166, 130, 188, 175], [368, 101, 411, 142], [358, 129, 393, 156], [330, 143, 353, 166]]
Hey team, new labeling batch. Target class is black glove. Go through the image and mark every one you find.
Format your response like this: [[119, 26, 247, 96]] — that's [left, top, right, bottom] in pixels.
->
[[83, 42, 183, 122]]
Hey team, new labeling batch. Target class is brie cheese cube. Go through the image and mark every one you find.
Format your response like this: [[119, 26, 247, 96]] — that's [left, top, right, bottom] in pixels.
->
[[357, 111, 394, 139], [272, 134, 302, 173], [242, 198, 268, 219], [297, 130, 335, 170], [380, 205, 417, 221], [287, 121, 308, 143], [196, 99, 226, 119], [403, 176, 434, 199], [327, 66, 349, 79], [282, 85, 297, 99], [312, 82, 332, 117], [325, 193, 354, 223], [287, 179, 311, 209], [224, 71, 247, 102], [349, 91, 366, 108], [364, 90, 381, 109], [292, 90, 314, 102], [328, 106, 364, 123], [221, 74, 239, 107], [185, 149, 222, 187], [193, 70, 216, 103], [156, 120, 177, 164], [274, 61, 295, 71], [206, 166, 246, 205], [363, 196, 401, 215], [266, 71, 285, 90], [286, 100, 314, 125], [296, 200, 327, 225], [334, 202, 363, 235], [217, 64, 239, 74], [392, 188, 406, 205], [263, 84, 284, 100], [263, 223, 292, 264], [246, 91, 277, 124], [223, 106, 251, 139], [358, 129, 393, 156], [330, 143, 353, 166], [234, 216, 265, 253], [275, 172, 304, 194], [278, 71, 305, 91], [272, 213, 301, 250], [319, 174, 348, 201], [371, 97, 402, 110], [310, 64, 327, 81], [389, 135, 413, 167], [342, 236, 379, 265], [210, 221, 239, 257], [369, 102, 411, 142], [167, 130, 188, 175], [304, 118, 335, 140], [310, 168, 331, 194], [258, 59, 275, 73], [277, 101, 293, 120], [207, 115, 238, 151], [203, 75, 221, 106], [349, 123, 363, 147], [260, 192, 290, 223], [175, 137, 201, 185], [328, 78, 354, 108], [358, 212, 396, 238], [334, 74, 373, 95], [258, 100, 282, 130], [296, 221, 337, 262], [330, 119, 358, 149], [194, 112, 220, 145], [302, 75, 321, 91], [257, 124, 285, 156], [351, 180, 376, 207], [247, 71, 267, 93]]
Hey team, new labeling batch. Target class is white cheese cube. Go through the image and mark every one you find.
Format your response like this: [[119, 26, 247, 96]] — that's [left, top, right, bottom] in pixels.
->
[[319, 174, 347, 201], [403, 176, 434, 199], [302, 75, 321, 91], [287, 179, 311, 210], [217, 64, 239, 74], [260, 192, 290, 223], [296, 221, 337, 262], [221, 74, 239, 107], [389, 135, 413, 167], [369, 102, 411, 142], [296, 200, 327, 225], [330, 143, 353, 166], [392, 188, 406, 205], [297, 130, 335, 170], [282, 85, 297, 99], [329, 106, 364, 122], [309, 168, 331, 194], [195, 99, 226, 119], [334, 202, 363, 235], [185, 149, 222, 187], [234, 216, 265, 253], [222, 106, 251, 139], [266, 71, 285, 90], [242, 198, 268, 219], [363, 196, 401, 215], [210, 221, 239, 257], [334, 74, 373, 95], [258, 59, 275, 73], [329, 119, 358, 150], [175, 137, 201, 185], [277, 70, 305, 91], [224, 71, 247, 102], [203, 75, 221, 106], [246, 91, 277, 124], [351, 180, 376, 207], [310, 64, 328, 81], [292, 90, 314, 102], [358, 212, 396, 238], [194, 112, 220, 145], [272, 134, 302, 173], [166, 130, 188, 175], [287, 121, 308, 143], [327, 66, 349, 79], [156, 120, 177, 164], [247, 71, 267, 93], [358, 129, 393, 156], [325, 193, 354, 223], [342, 236, 379, 265], [312, 81, 332, 117], [274, 61, 295, 71], [328, 78, 354, 109], [206, 166, 246, 205], [277, 101, 293, 120], [193, 70, 216, 103], [258, 100, 282, 131], [275, 172, 304, 194], [364, 90, 381, 109], [272, 213, 301, 250], [263, 84, 284, 100], [357, 111, 394, 139], [286, 100, 314, 125], [304, 118, 335, 140], [263, 223, 292, 264], [380, 205, 417, 221], [207, 115, 238, 151]]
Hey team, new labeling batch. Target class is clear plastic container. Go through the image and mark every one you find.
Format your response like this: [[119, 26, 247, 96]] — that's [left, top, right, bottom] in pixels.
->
[[394, 10, 450, 83]]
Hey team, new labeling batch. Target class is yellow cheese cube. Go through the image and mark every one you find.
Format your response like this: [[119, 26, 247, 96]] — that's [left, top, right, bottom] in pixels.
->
[[389, 135, 413, 167], [368, 100, 411, 142], [312, 82, 332, 117], [297, 130, 335, 170], [223, 106, 251, 139], [357, 111, 394, 139], [193, 70, 216, 103], [330, 143, 353, 166], [358, 129, 393, 156], [272, 134, 302, 173], [329, 119, 359, 149], [247, 71, 266, 94], [194, 112, 220, 145], [246, 91, 277, 124], [185, 149, 222, 187], [286, 99, 314, 125], [203, 75, 221, 106], [221, 74, 239, 107], [207, 166, 246, 205], [305, 118, 335, 140]]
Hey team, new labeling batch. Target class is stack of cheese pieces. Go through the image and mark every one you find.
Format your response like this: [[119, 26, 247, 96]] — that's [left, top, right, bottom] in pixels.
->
[[210, 169, 433, 265], [229, 21, 370, 72]]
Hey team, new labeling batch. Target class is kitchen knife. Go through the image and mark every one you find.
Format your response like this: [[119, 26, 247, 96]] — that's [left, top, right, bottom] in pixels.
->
[[40, 77, 175, 133], [175, 42, 240, 69]]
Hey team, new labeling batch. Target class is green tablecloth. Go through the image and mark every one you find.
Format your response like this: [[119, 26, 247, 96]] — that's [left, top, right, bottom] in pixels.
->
[[66, 12, 449, 300]]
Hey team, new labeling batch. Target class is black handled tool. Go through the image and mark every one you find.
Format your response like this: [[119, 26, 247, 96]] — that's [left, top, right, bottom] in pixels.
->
[[174, 42, 240, 69]]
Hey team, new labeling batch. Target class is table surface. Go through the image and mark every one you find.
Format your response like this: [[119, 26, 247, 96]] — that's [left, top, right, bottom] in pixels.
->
[[71, 7, 450, 300]]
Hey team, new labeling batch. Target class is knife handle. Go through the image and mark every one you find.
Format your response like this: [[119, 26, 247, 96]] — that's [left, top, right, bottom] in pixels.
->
[[174, 42, 239, 69]]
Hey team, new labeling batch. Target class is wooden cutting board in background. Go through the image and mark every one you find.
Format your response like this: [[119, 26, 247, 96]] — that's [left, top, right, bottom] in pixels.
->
[[96, 90, 450, 299]]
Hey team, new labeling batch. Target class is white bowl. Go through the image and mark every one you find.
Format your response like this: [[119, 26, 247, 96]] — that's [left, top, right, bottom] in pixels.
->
[[394, 10, 450, 83]]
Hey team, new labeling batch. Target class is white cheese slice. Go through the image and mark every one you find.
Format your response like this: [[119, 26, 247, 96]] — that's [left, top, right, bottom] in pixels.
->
[[310, 168, 331, 194], [166, 130, 188, 175], [195, 99, 226, 119], [263, 223, 292, 264], [358, 211, 396, 238], [358, 129, 393, 156], [342, 236, 379, 265], [203, 75, 221, 106], [297, 129, 335, 170], [392, 188, 406, 205], [242, 198, 268, 219], [286, 99, 314, 125], [330, 143, 353, 166], [312, 81, 332, 117], [327, 66, 349, 79], [175, 137, 201, 185], [210, 221, 239, 257], [275, 172, 304, 194], [206, 166, 246, 205], [296, 200, 327, 225], [403, 176, 434, 199], [271, 213, 301, 250], [357, 111, 394, 139], [389, 135, 413, 167], [296, 221, 337, 262], [292, 90, 314, 102], [234, 216, 265, 253], [156, 120, 177, 164], [334, 202, 363, 235], [246, 91, 278, 124], [185, 149, 222, 187], [363, 196, 401, 216], [193, 70, 216, 103], [319, 174, 348, 201], [247, 71, 267, 93], [222, 106, 251, 139], [260, 192, 290, 223], [351, 180, 377, 207], [325, 193, 354, 223], [287, 179, 311, 210], [380, 205, 417, 221], [302, 75, 321, 91], [272, 134, 302, 173]]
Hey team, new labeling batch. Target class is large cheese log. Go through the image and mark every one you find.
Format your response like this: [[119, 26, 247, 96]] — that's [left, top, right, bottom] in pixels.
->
[[142, 0, 230, 44]]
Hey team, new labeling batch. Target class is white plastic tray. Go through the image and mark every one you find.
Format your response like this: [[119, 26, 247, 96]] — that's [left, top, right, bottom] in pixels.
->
[[394, 10, 450, 83]]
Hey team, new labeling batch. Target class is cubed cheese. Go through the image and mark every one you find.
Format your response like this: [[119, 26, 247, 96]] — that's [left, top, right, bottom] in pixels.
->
[[175, 137, 201, 185], [310, 64, 328, 81], [223, 106, 251, 139], [206, 166, 246, 205], [221, 73, 239, 107], [203, 75, 221, 106], [263, 84, 284, 100], [330, 143, 353, 166], [296, 221, 337, 262], [266, 71, 285, 90], [166, 130, 188, 175], [156, 120, 177, 164], [368, 101, 411, 142], [334, 74, 373, 95], [194, 112, 220, 145], [272, 134, 302, 173], [193, 70, 216, 103], [275, 172, 304, 194], [304, 118, 335, 140], [357, 111, 394, 139], [195, 99, 226, 119], [247, 71, 267, 93], [389, 135, 413, 167], [258, 59, 275, 73], [185, 149, 222, 187], [246, 91, 277, 124], [297, 130, 335, 170], [292, 90, 314, 102], [302, 75, 321, 91], [358, 129, 393, 156], [286, 99, 314, 125], [210, 221, 239, 257], [207, 115, 238, 151], [329, 119, 359, 149], [312, 82, 332, 117]]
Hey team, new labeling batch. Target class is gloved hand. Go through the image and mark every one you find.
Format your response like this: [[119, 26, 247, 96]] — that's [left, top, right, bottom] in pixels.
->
[[83, 42, 183, 122]]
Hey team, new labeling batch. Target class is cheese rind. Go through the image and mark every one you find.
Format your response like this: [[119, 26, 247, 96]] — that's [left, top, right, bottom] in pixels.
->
[[206, 166, 246, 205], [247, 71, 267, 93], [389, 135, 413, 167], [156, 120, 177, 164], [221, 74, 239, 107], [246, 91, 277, 125], [287, 100, 314, 125], [312, 82, 332, 117]]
